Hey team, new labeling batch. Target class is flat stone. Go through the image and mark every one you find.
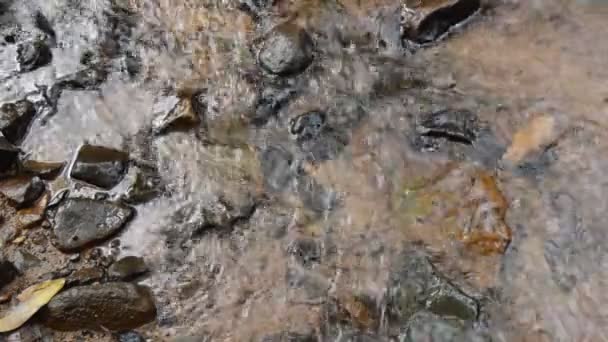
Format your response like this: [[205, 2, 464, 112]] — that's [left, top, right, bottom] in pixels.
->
[[9, 249, 41, 273], [21, 160, 65, 180], [52, 198, 135, 252], [108, 256, 148, 281], [0, 99, 37, 144], [70, 144, 129, 189], [41, 282, 157, 331]]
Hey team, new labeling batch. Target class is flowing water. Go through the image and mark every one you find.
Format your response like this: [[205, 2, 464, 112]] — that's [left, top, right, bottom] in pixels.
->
[[2, 0, 608, 341]]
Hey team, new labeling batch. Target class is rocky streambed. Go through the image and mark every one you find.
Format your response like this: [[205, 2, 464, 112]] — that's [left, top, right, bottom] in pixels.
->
[[1, 0, 608, 341]]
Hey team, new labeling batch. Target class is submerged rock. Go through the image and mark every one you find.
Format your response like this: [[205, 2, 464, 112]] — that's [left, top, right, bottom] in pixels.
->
[[290, 111, 327, 143], [118, 331, 146, 342], [260, 331, 316, 342], [17, 39, 52, 72], [52, 198, 135, 251], [401, 311, 489, 342], [21, 160, 65, 180], [0, 99, 37, 144], [70, 144, 129, 189], [41, 282, 157, 331], [388, 249, 478, 324], [108, 256, 149, 281], [258, 24, 314, 76], [251, 87, 296, 126], [0, 175, 45, 208], [416, 109, 480, 146], [401, 0, 481, 44]]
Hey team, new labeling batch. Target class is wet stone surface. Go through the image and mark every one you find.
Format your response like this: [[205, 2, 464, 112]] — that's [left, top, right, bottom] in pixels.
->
[[52, 198, 135, 251], [70, 144, 130, 189], [41, 282, 157, 331], [108, 256, 149, 281], [0, 99, 37, 144], [258, 24, 315, 76]]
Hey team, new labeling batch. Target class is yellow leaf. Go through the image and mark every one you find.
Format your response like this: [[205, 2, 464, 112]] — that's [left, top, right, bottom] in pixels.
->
[[0, 278, 65, 333], [503, 114, 556, 164]]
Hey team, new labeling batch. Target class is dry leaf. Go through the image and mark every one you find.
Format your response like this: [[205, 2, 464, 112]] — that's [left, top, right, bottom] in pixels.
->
[[503, 114, 556, 164], [0, 278, 66, 333]]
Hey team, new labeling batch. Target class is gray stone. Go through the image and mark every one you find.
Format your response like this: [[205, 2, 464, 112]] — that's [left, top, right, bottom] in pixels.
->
[[108, 256, 149, 281], [258, 24, 314, 76], [70, 144, 129, 189], [52, 198, 135, 251], [41, 282, 157, 331], [17, 39, 52, 72], [0, 175, 45, 208]]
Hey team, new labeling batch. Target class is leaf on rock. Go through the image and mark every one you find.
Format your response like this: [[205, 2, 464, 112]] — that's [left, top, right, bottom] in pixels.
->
[[0, 278, 66, 333]]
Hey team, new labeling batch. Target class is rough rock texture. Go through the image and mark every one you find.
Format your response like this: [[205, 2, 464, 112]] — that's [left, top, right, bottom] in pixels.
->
[[0, 99, 37, 144], [41, 282, 157, 331], [52, 198, 135, 251], [0, 175, 45, 208], [258, 24, 314, 76]]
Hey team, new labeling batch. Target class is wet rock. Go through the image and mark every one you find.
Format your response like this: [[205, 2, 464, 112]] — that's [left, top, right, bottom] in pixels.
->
[[9, 249, 41, 273], [250, 87, 296, 126], [70, 144, 129, 189], [66, 267, 104, 287], [261, 331, 316, 342], [0, 99, 37, 144], [152, 97, 200, 135], [190, 89, 208, 120], [118, 331, 145, 342], [123, 165, 163, 204], [0, 134, 19, 174], [287, 238, 322, 267], [401, 0, 481, 45], [290, 111, 327, 143], [17, 39, 52, 72], [258, 24, 314, 76], [387, 249, 478, 324], [21, 160, 65, 180], [0, 176, 45, 208], [52, 198, 135, 251], [108, 256, 149, 281], [416, 109, 480, 146], [196, 192, 256, 233], [41, 282, 157, 331], [248, 204, 293, 238], [0, 260, 18, 289]]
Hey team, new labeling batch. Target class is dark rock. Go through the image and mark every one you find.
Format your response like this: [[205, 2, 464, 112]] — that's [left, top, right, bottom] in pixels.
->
[[21, 160, 65, 180], [10, 249, 41, 273], [237, 0, 273, 19], [387, 249, 478, 324], [0, 260, 18, 289], [261, 331, 316, 342], [17, 39, 52, 72], [401, 0, 481, 45], [0, 99, 37, 144], [416, 109, 480, 145], [400, 311, 465, 342], [70, 144, 129, 189], [57, 67, 108, 90], [290, 111, 327, 143], [108, 256, 149, 281], [41, 282, 157, 331], [0, 134, 19, 174], [118, 331, 145, 342], [190, 89, 208, 120], [251, 87, 296, 126], [258, 24, 314, 76], [0, 175, 45, 208], [52, 198, 135, 251], [295, 176, 337, 214], [287, 238, 322, 267], [34, 11, 56, 44], [66, 267, 104, 287]]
